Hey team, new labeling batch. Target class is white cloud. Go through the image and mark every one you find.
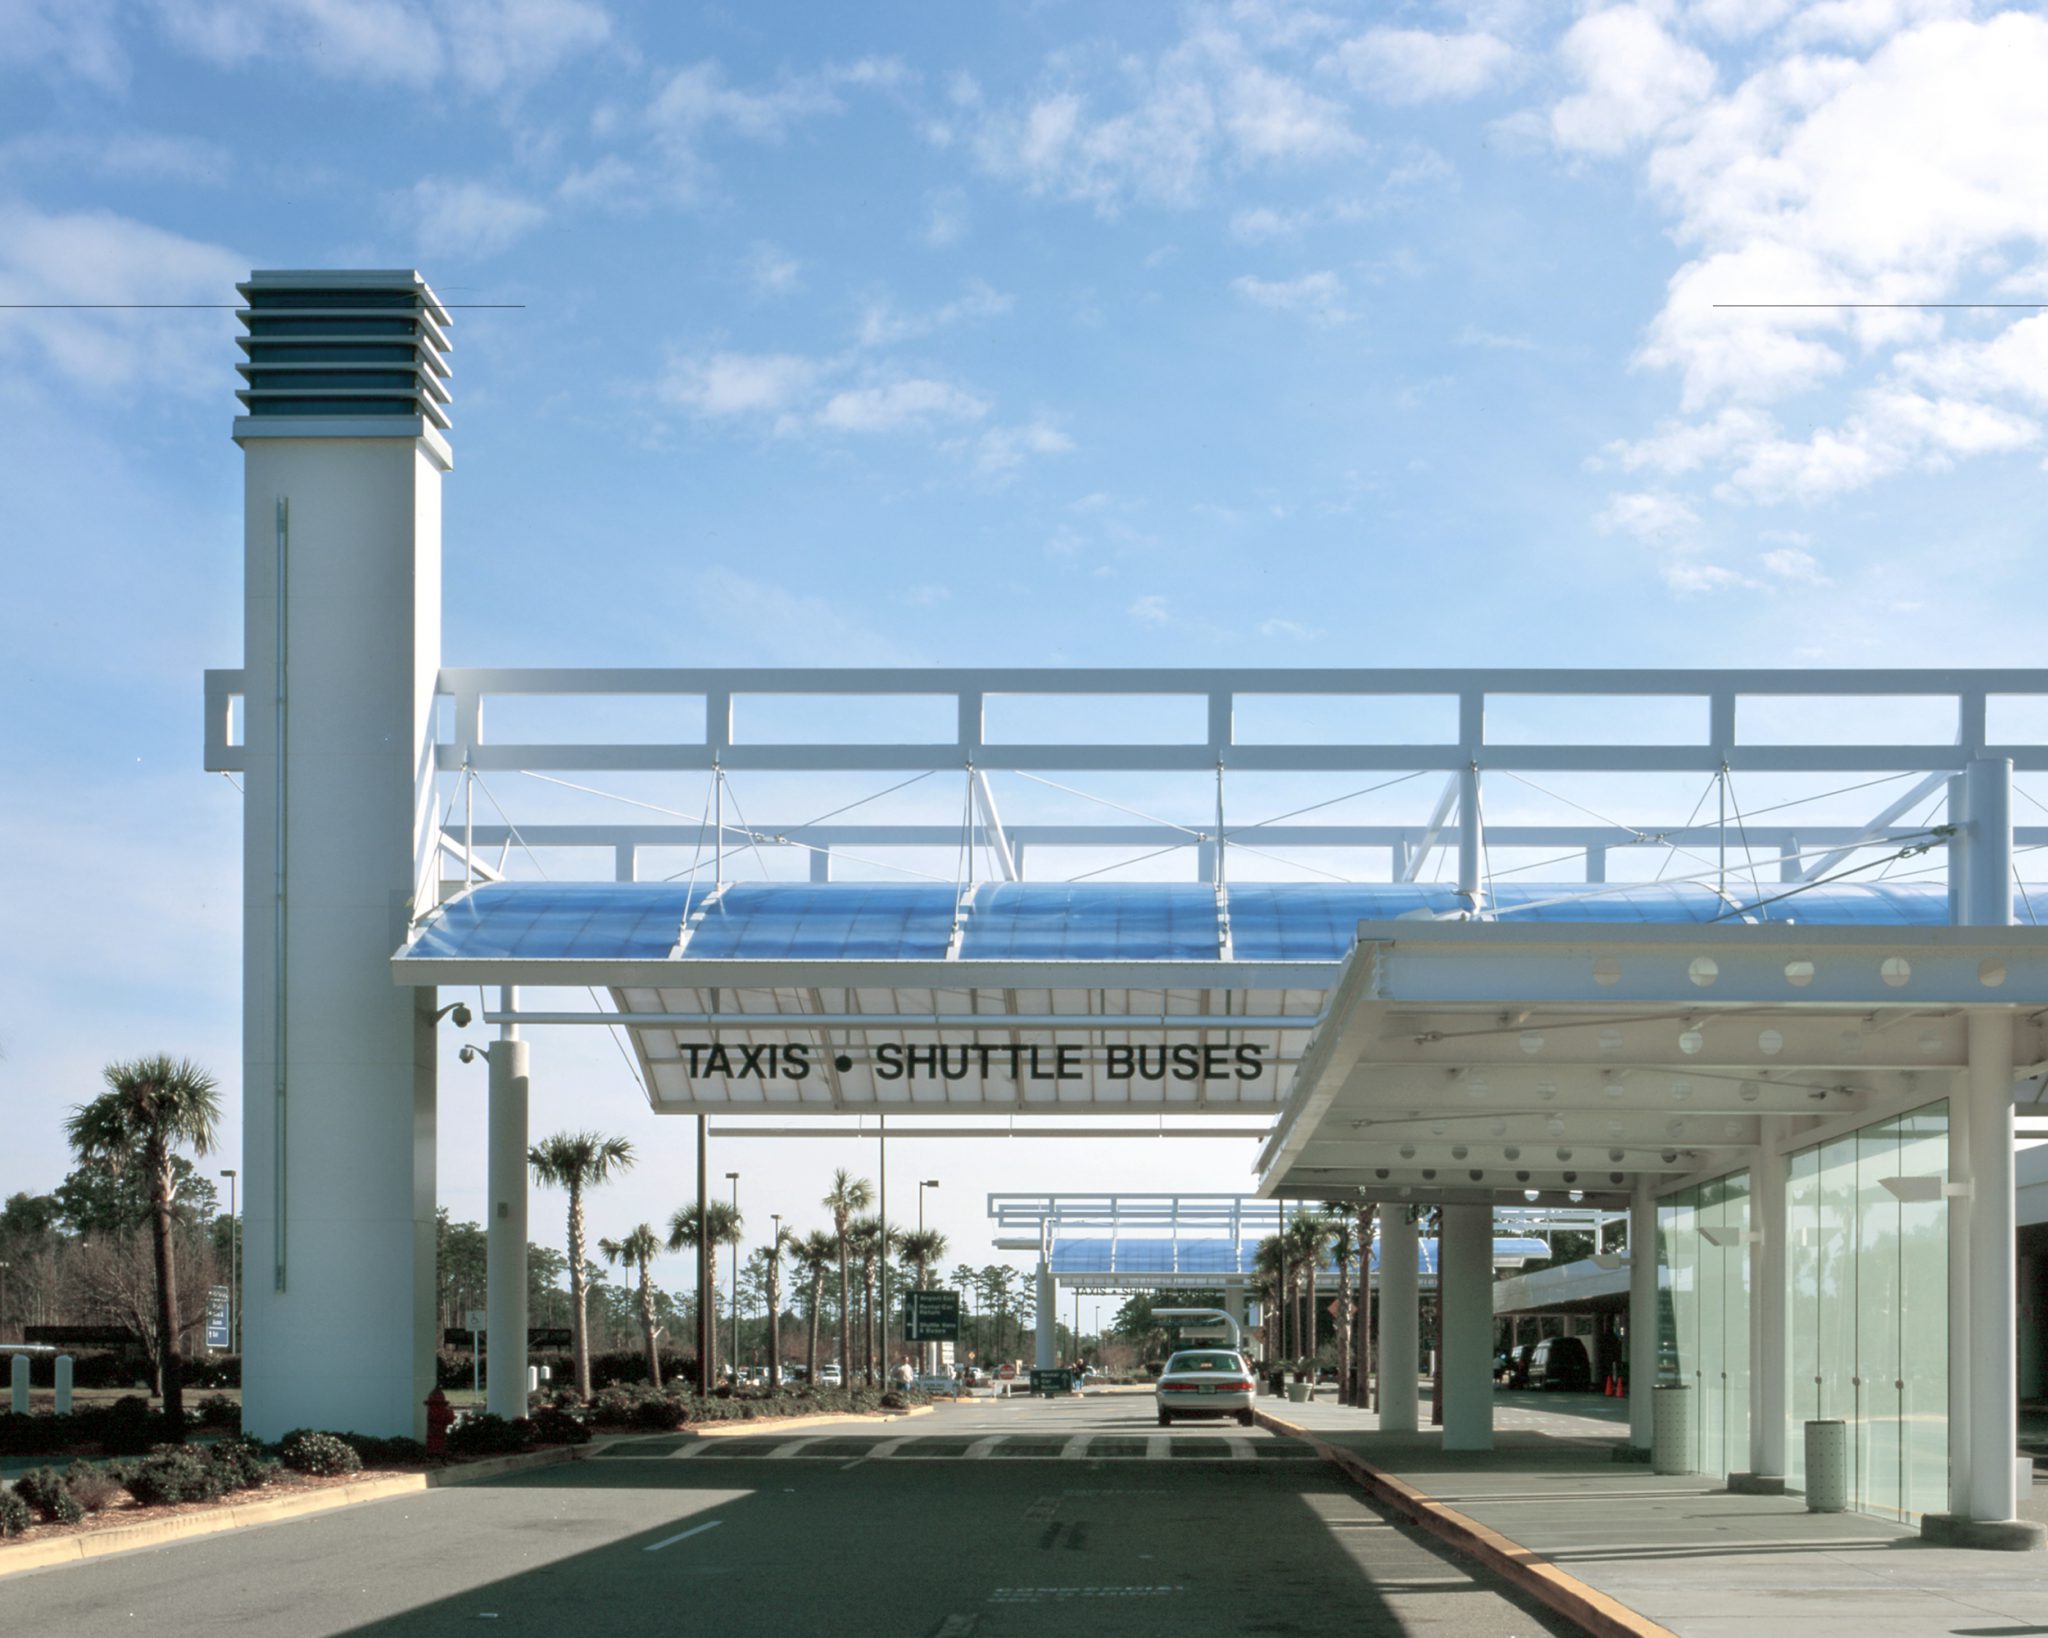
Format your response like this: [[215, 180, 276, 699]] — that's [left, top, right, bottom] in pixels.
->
[[394, 177, 546, 261], [148, 0, 608, 92], [975, 417, 1074, 476], [1758, 544, 1829, 582], [971, 21, 1357, 213], [0, 203, 243, 395], [745, 241, 800, 298], [1330, 28, 1513, 104], [1595, 489, 1702, 544], [1663, 561, 1757, 593], [1, 0, 127, 90], [1128, 594, 1173, 626], [1550, 6, 1715, 155], [817, 378, 988, 432], [0, 129, 232, 184], [921, 188, 968, 248], [1455, 324, 1534, 351], [1720, 387, 2038, 504], [1257, 616, 1321, 640], [647, 59, 840, 143], [657, 350, 821, 419], [1231, 269, 1350, 324], [856, 280, 1011, 348]]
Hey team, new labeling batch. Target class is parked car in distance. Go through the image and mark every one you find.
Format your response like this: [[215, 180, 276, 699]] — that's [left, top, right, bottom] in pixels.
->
[[1154, 1348, 1257, 1427], [1527, 1335, 1593, 1392], [1502, 1343, 1536, 1389], [960, 1365, 986, 1386], [818, 1364, 844, 1387]]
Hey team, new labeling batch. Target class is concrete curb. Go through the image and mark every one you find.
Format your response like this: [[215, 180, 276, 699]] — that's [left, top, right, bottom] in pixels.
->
[[1256, 1409, 1681, 1638], [0, 1444, 587, 1578]]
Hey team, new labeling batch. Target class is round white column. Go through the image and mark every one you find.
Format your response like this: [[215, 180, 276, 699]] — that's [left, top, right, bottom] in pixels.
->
[[1967, 1008, 2019, 1523], [1629, 1177, 1657, 1453], [1748, 1118, 1789, 1482], [1379, 1210, 1420, 1434], [1035, 1258, 1056, 1371], [1440, 1203, 1494, 1452], [485, 1020, 530, 1422]]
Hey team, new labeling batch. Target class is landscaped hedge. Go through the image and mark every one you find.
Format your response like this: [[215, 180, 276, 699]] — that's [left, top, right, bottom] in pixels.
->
[[0, 1394, 168, 1457], [580, 1382, 926, 1429]]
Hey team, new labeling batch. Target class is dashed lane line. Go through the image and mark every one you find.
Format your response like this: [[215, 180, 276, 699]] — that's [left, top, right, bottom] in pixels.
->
[[644, 1519, 723, 1552]]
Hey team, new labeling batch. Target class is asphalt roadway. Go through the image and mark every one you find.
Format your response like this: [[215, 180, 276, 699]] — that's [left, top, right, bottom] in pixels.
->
[[0, 1394, 1580, 1637]]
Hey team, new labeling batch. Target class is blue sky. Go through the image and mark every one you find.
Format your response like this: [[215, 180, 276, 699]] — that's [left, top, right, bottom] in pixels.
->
[[5, 0, 2048, 1297]]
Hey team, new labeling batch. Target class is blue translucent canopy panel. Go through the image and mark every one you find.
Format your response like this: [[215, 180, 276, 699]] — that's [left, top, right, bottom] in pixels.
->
[[1363, 1237, 1549, 1274], [1738, 881, 1949, 924], [685, 883, 958, 960], [960, 883, 1220, 961], [406, 882, 702, 960], [1228, 884, 1469, 961], [1489, 882, 1732, 924]]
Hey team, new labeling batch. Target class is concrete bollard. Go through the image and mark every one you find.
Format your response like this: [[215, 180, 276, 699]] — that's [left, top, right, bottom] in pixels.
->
[[55, 1354, 74, 1416], [10, 1353, 28, 1415], [528, 1366, 539, 1395], [1652, 1383, 1694, 1475], [1804, 1420, 1848, 1512]]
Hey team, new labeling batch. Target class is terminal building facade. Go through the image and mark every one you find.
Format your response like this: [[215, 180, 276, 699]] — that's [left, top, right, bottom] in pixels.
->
[[211, 268, 2048, 1547]]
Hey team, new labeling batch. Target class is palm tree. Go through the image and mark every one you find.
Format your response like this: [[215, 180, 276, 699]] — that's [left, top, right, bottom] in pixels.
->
[[850, 1216, 882, 1384], [528, 1131, 636, 1400], [1351, 1202, 1377, 1407], [898, 1228, 949, 1371], [1253, 1234, 1286, 1360], [794, 1230, 837, 1384], [822, 1170, 874, 1385], [667, 1200, 743, 1376], [1324, 1209, 1358, 1405], [598, 1224, 665, 1389], [1284, 1210, 1333, 1371], [65, 1055, 221, 1440], [761, 1224, 791, 1389]]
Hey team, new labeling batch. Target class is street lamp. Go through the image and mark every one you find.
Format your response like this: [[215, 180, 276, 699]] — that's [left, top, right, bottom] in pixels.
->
[[220, 1169, 238, 1352], [729, 1162, 745, 1384], [916, 1179, 940, 1373], [770, 1213, 783, 1387], [0, 1260, 10, 1341]]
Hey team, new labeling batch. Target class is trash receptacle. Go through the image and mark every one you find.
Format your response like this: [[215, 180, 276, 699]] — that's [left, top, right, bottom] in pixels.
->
[[1652, 1383, 1694, 1475], [1268, 1370, 1287, 1398], [1804, 1420, 1848, 1512]]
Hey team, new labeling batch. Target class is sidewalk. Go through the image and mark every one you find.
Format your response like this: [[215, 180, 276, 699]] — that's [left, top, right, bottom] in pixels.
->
[[1266, 1391, 2048, 1638]]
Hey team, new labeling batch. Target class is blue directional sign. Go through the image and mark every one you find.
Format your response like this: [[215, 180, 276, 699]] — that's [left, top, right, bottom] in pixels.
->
[[206, 1285, 232, 1350]]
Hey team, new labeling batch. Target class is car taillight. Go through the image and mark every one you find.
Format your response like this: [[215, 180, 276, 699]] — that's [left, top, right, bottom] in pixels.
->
[[1221, 1379, 1253, 1392]]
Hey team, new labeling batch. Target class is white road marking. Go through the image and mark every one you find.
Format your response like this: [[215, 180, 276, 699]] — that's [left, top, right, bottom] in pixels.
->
[[1224, 1436, 1254, 1461], [964, 1435, 1007, 1459], [1145, 1436, 1169, 1461], [766, 1439, 822, 1460], [667, 1443, 713, 1460], [644, 1519, 723, 1552], [1060, 1435, 1093, 1460], [868, 1437, 911, 1459]]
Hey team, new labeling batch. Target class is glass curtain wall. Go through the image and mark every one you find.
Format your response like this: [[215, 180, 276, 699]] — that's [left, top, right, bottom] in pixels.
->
[[1656, 1171, 1751, 1477], [1784, 1101, 1949, 1522]]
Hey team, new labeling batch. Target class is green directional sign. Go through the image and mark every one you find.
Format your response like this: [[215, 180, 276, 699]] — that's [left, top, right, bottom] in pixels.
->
[[903, 1289, 961, 1342]]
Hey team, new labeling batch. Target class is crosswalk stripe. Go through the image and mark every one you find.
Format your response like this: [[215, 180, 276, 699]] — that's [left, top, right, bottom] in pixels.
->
[[1224, 1436, 1254, 1461], [964, 1436, 1006, 1459], [1146, 1435, 1170, 1461], [668, 1443, 713, 1459], [1060, 1435, 1093, 1460], [766, 1439, 821, 1460], [867, 1437, 911, 1459]]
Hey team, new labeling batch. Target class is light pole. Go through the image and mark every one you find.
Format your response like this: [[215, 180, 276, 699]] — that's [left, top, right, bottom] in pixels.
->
[[0, 1260, 10, 1342], [729, 1162, 745, 1384], [220, 1169, 238, 1353], [917, 1179, 939, 1373]]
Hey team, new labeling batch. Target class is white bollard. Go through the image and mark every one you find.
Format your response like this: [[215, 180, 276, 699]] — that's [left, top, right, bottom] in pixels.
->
[[528, 1366, 539, 1395], [10, 1353, 28, 1415], [55, 1354, 74, 1416]]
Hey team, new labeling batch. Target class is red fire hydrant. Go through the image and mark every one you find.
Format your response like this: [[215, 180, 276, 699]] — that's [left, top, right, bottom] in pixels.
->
[[425, 1387, 455, 1457]]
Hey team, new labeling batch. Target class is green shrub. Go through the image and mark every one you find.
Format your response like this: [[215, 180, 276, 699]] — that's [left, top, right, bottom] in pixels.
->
[[98, 1396, 163, 1456], [195, 1395, 240, 1431], [530, 1406, 590, 1446], [337, 1433, 428, 1466], [14, 1466, 85, 1524], [445, 1414, 534, 1457], [207, 1435, 279, 1494], [588, 1384, 645, 1423], [62, 1461, 127, 1513], [0, 1490, 30, 1537], [127, 1445, 223, 1506], [277, 1430, 363, 1476], [630, 1396, 685, 1431]]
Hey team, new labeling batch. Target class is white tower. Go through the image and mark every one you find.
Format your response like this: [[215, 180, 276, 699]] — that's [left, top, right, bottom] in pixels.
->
[[234, 270, 451, 1439]]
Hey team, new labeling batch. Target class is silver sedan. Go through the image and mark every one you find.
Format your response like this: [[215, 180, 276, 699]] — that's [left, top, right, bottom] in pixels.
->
[[1154, 1348, 1258, 1427]]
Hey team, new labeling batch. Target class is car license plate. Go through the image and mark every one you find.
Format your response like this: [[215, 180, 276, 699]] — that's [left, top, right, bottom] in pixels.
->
[[1198, 1385, 1214, 1394]]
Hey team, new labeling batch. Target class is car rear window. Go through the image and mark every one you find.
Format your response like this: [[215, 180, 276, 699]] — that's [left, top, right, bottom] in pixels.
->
[[1165, 1351, 1245, 1373]]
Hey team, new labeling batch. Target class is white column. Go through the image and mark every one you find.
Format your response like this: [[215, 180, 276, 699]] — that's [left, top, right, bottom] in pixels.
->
[[485, 1001, 529, 1422], [237, 271, 449, 1441], [1747, 1118, 1789, 1482], [1629, 1177, 1657, 1452], [1440, 1203, 1494, 1451], [1457, 764, 1483, 913], [1967, 1009, 2020, 1522], [1035, 1258, 1056, 1371], [1380, 1210, 1419, 1434]]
